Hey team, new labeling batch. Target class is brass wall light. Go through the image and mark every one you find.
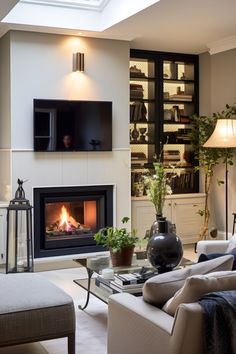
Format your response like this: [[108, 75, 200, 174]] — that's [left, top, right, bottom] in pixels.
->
[[73, 52, 84, 72]]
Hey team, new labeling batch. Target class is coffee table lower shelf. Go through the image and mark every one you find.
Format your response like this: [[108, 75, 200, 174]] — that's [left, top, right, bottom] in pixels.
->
[[74, 277, 142, 309], [74, 278, 111, 306]]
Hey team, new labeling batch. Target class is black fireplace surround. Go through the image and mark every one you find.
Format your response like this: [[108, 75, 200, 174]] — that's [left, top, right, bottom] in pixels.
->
[[34, 185, 113, 258]]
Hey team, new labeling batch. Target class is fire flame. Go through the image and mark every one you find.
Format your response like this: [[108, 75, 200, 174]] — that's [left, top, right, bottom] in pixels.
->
[[59, 205, 78, 231]]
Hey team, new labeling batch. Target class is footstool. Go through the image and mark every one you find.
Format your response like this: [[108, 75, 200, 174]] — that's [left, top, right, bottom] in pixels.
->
[[0, 273, 75, 354]]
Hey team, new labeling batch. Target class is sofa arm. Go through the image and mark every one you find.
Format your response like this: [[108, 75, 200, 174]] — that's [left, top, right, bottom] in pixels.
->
[[197, 240, 229, 255], [108, 293, 174, 354], [169, 303, 204, 354]]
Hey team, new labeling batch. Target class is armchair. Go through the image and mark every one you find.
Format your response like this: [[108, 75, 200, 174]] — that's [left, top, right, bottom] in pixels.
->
[[196, 240, 229, 255], [108, 293, 204, 354]]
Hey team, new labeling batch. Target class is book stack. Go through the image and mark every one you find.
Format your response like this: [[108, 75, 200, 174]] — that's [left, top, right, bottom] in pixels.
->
[[169, 94, 192, 102], [130, 84, 144, 100], [109, 273, 146, 296], [95, 272, 151, 298], [163, 150, 180, 164], [130, 65, 145, 78]]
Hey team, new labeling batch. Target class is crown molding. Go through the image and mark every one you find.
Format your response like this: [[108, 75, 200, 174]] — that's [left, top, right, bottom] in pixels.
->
[[208, 34, 236, 55]]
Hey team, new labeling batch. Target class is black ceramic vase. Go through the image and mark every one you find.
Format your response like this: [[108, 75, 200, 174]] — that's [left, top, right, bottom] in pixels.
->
[[147, 216, 183, 273], [150, 214, 176, 237]]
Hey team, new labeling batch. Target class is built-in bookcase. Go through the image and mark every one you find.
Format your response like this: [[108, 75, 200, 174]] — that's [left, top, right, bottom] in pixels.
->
[[130, 49, 199, 196]]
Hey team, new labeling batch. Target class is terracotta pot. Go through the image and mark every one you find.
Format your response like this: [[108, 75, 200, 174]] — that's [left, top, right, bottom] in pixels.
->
[[110, 246, 134, 267]]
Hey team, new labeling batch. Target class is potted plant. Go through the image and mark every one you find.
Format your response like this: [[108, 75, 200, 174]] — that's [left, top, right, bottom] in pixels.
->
[[94, 217, 138, 267]]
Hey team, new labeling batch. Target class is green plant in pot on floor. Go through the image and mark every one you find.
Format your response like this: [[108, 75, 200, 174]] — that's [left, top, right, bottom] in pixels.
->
[[94, 217, 138, 267]]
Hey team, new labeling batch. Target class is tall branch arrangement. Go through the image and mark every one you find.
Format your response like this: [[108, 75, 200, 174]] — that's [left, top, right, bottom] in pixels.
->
[[190, 103, 236, 240]]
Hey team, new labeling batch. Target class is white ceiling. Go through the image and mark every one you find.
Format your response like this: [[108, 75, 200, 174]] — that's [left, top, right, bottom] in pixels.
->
[[1, 0, 236, 54]]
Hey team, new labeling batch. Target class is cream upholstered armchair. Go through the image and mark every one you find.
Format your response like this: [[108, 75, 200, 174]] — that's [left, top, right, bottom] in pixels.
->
[[108, 292, 204, 354], [107, 255, 234, 354]]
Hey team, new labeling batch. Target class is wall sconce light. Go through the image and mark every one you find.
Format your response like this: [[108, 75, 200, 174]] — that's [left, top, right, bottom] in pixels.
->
[[73, 52, 84, 72]]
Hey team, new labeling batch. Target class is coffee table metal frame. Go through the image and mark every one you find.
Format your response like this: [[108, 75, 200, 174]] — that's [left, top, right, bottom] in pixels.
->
[[73, 257, 151, 310]]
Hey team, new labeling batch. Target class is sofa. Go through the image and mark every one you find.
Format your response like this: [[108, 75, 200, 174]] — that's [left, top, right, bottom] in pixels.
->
[[107, 255, 236, 354]]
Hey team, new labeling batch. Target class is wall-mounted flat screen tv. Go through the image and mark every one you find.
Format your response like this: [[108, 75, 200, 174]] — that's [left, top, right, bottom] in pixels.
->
[[34, 99, 112, 151]]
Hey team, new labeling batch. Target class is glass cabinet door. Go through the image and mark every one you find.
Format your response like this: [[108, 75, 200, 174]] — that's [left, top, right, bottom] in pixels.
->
[[162, 60, 196, 193], [130, 58, 157, 196]]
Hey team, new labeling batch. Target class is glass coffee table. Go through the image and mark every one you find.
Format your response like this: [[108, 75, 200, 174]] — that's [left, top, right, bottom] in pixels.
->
[[73, 257, 152, 310]]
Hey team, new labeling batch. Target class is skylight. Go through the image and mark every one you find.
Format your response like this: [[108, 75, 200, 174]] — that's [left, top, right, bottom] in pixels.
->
[[21, 0, 110, 11]]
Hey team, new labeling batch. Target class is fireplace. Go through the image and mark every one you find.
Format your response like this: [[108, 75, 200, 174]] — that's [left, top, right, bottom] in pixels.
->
[[33, 185, 114, 258]]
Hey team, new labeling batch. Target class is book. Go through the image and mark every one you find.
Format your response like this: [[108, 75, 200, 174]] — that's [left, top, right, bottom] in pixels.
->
[[110, 280, 143, 290], [114, 273, 147, 286], [109, 281, 143, 295], [95, 277, 118, 295]]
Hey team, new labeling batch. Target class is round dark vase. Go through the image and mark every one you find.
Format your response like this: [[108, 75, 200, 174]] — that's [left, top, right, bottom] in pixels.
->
[[150, 214, 175, 237], [110, 246, 134, 267], [147, 217, 183, 273]]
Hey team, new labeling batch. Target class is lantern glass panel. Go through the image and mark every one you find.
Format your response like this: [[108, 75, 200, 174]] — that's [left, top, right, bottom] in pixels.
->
[[7, 210, 29, 272]]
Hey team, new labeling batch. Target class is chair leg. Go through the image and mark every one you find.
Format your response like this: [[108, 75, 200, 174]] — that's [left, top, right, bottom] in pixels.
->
[[68, 333, 75, 354]]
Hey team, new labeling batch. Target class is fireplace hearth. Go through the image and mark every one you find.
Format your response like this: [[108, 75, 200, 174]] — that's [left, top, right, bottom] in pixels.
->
[[34, 185, 113, 258]]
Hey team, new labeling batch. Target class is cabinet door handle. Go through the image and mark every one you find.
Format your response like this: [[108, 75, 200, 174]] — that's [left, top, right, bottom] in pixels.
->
[[174, 202, 177, 207], [168, 203, 171, 206], [193, 204, 198, 207]]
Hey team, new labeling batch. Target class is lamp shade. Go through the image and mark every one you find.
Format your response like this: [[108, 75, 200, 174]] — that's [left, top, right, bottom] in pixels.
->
[[203, 118, 236, 148]]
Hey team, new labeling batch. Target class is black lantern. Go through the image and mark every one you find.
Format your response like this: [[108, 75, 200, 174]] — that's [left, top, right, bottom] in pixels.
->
[[6, 179, 34, 273]]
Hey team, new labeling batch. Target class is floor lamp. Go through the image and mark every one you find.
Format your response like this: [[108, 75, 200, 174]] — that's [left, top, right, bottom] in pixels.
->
[[203, 118, 236, 240]]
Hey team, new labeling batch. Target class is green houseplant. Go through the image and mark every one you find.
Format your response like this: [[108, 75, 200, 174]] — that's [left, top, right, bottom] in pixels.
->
[[94, 217, 138, 266]]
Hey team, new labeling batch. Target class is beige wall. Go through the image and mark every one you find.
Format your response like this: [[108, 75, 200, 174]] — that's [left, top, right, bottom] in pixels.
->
[[199, 48, 236, 236]]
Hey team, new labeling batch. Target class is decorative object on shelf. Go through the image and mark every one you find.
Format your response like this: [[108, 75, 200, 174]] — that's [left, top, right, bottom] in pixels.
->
[[131, 123, 139, 142], [170, 62, 178, 80], [130, 102, 147, 122], [134, 182, 144, 197], [130, 83, 144, 100], [172, 105, 180, 122], [190, 104, 236, 240], [139, 127, 147, 142], [72, 52, 84, 72], [203, 107, 236, 240], [6, 179, 34, 273], [147, 216, 183, 273], [180, 72, 186, 80], [164, 109, 174, 121], [130, 65, 145, 78], [94, 217, 138, 267]]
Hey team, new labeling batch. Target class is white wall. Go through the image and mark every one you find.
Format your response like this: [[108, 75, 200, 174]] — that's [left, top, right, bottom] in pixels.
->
[[0, 31, 131, 227], [199, 49, 236, 235]]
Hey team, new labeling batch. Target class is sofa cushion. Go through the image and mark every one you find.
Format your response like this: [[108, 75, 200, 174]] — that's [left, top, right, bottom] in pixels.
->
[[198, 252, 236, 270], [163, 270, 236, 316], [142, 255, 234, 307]]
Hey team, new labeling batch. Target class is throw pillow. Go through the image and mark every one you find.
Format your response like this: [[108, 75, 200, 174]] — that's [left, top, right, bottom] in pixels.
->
[[226, 234, 236, 252], [142, 255, 234, 307], [198, 252, 236, 270], [163, 270, 236, 316]]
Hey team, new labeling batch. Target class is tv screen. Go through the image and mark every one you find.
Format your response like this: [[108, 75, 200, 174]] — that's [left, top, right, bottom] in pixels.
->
[[34, 99, 112, 151]]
